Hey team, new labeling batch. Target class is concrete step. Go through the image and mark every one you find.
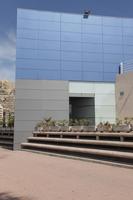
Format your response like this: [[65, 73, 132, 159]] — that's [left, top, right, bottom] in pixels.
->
[[27, 137, 133, 153], [33, 132, 133, 142], [0, 136, 13, 140], [21, 142, 133, 163]]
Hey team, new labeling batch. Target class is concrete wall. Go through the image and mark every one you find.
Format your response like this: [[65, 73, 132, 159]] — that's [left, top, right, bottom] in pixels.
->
[[116, 72, 133, 120], [14, 80, 69, 149], [69, 81, 116, 124]]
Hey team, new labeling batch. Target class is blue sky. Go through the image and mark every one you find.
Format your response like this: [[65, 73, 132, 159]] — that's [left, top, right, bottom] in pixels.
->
[[1, 0, 133, 80]]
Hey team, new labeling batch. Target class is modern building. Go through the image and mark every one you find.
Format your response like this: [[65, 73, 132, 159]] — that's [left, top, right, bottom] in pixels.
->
[[15, 8, 133, 149]]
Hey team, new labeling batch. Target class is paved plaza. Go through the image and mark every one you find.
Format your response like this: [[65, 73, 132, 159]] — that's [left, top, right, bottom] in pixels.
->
[[0, 148, 133, 200]]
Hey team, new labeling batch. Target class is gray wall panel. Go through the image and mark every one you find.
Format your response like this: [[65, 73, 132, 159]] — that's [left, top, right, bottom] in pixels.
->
[[14, 80, 69, 149]]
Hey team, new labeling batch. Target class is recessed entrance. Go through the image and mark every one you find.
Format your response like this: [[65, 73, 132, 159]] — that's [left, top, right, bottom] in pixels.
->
[[69, 97, 95, 125]]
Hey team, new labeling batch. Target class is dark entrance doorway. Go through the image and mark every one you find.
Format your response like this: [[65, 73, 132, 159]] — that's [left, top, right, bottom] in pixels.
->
[[69, 97, 95, 125]]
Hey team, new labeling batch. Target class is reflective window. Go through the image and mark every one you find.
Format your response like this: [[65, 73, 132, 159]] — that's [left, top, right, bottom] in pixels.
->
[[17, 29, 38, 39], [17, 9, 40, 20], [82, 34, 102, 43], [103, 44, 123, 54], [37, 40, 60, 50], [104, 63, 119, 73], [39, 21, 60, 31], [61, 22, 81, 32], [82, 62, 103, 71], [123, 36, 133, 45], [37, 50, 60, 60], [61, 14, 81, 23], [104, 53, 123, 63], [103, 72, 116, 82], [82, 53, 103, 62], [82, 16, 102, 25], [103, 17, 122, 26], [61, 51, 82, 61], [61, 61, 82, 71], [123, 27, 133, 36], [61, 32, 81, 42], [61, 70, 82, 80], [123, 18, 133, 27], [103, 26, 122, 35], [17, 19, 39, 29], [38, 70, 61, 80], [38, 31, 60, 40], [17, 38, 37, 49], [82, 43, 103, 53], [123, 45, 133, 54], [61, 41, 81, 51], [82, 24, 102, 34], [83, 71, 103, 81], [103, 35, 122, 44], [17, 59, 60, 70]]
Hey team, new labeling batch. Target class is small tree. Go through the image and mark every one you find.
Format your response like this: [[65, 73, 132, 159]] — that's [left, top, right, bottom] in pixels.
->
[[7, 113, 14, 128]]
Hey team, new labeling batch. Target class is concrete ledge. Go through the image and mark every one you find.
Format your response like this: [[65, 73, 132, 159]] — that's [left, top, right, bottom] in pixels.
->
[[21, 143, 133, 160]]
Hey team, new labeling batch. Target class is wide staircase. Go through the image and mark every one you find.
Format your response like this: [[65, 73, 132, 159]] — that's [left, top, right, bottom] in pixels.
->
[[21, 131, 133, 166], [0, 128, 14, 149]]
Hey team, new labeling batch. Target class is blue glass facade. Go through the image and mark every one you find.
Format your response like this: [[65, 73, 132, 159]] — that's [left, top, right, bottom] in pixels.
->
[[16, 9, 133, 82]]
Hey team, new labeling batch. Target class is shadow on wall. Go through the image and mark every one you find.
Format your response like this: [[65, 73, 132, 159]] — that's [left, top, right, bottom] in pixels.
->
[[0, 193, 32, 200]]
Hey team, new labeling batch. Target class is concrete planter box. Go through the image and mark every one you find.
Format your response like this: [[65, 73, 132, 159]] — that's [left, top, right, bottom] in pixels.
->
[[81, 126, 96, 132], [48, 126, 61, 132], [69, 126, 82, 132], [60, 126, 69, 132], [97, 126, 112, 132], [112, 124, 131, 133]]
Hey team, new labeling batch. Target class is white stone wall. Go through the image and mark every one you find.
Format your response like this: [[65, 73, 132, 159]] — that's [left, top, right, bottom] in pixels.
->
[[69, 81, 116, 124]]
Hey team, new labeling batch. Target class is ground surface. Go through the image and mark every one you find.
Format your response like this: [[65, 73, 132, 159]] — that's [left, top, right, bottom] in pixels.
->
[[0, 148, 133, 200]]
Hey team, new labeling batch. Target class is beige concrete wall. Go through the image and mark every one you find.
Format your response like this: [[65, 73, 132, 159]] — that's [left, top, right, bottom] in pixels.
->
[[116, 71, 133, 120]]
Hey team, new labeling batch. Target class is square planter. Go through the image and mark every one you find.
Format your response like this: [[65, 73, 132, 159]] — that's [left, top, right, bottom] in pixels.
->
[[112, 124, 131, 133]]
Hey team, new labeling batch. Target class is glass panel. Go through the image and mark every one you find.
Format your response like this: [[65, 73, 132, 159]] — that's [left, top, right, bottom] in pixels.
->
[[103, 35, 122, 44], [16, 69, 38, 79], [16, 49, 37, 59], [82, 24, 102, 34], [61, 14, 81, 23], [38, 70, 61, 80], [103, 73, 116, 82], [39, 11, 60, 21], [61, 32, 81, 42], [123, 36, 133, 45], [83, 62, 103, 71], [103, 44, 123, 54], [17, 19, 39, 29], [37, 50, 60, 60], [82, 34, 102, 43], [123, 18, 133, 27], [82, 16, 102, 25], [123, 27, 133, 36], [37, 40, 60, 50], [38, 30, 60, 40], [61, 22, 81, 32], [17, 38, 37, 49], [17, 59, 60, 70], [103, 17, 122, 26], [17, 29, 38, 39], [61, 51, 82, 61], [104, 53, 123, 63], [39, 21, 60, 31], [61, 41, 81, 51], [83, 71, 103, 81], [103, 26, 122, 35], [82, 43, 103, 53], [17, 9, 40, 20], [61, 70, 82, 80], [61, 61, 82, 71], [104, 63, 119, 72], [82, 53, 103, 62], [124, 54, 133, 61], [124, 45, 133, 54]]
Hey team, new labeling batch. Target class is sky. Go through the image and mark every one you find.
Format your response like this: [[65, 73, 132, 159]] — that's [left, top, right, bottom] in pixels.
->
[[1, 0, 133, 80]]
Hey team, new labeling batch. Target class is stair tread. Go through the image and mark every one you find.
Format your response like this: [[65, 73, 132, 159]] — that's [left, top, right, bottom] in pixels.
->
[[28, 137, 133, 147], [21, 142, 133, 159], [33, 132, 133, 137]]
